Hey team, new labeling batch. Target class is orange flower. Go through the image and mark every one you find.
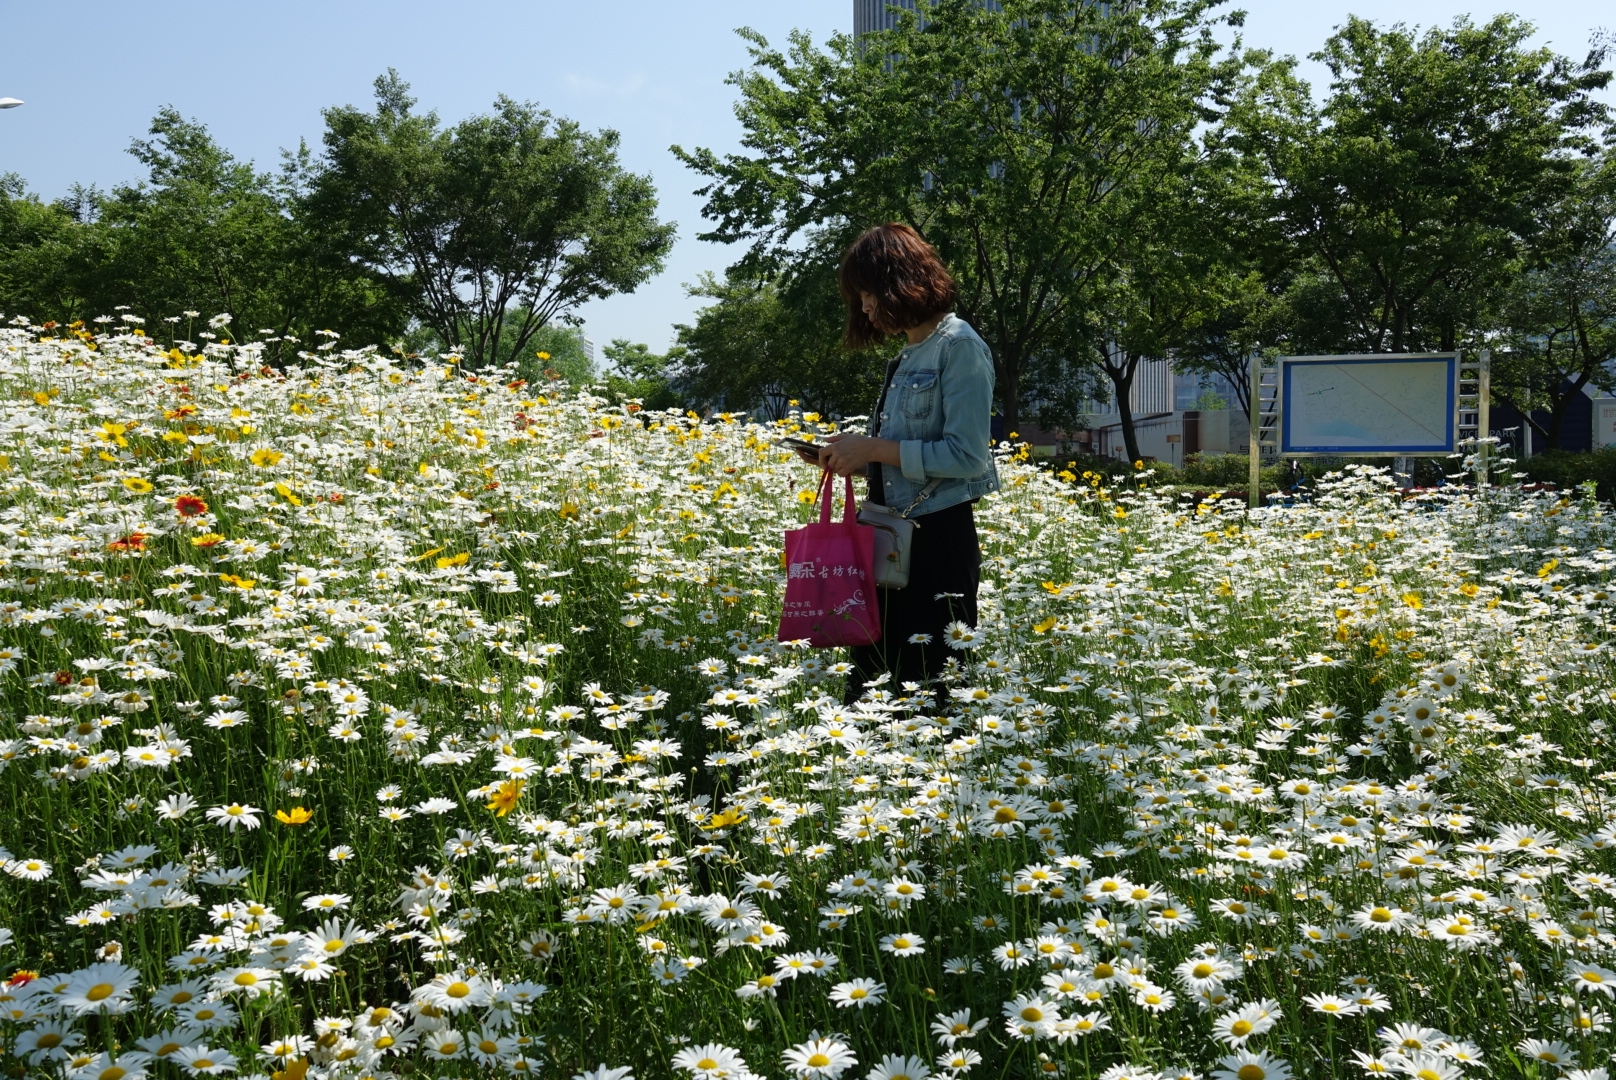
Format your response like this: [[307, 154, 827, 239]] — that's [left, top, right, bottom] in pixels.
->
[[107, 532, 148, 553], [174, 494, 209, 517]]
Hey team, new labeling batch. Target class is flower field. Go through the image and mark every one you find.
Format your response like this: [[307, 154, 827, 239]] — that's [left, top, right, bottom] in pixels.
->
[[2, 320, 1616, 1080]]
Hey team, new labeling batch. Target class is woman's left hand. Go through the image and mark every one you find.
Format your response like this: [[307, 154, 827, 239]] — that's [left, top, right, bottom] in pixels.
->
[[818, 434, 901, 477]]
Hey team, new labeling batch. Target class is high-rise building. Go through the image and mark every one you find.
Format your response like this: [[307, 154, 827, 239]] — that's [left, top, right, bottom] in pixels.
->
[[855, 0, 999, 36], [855, 0, 920, 37]]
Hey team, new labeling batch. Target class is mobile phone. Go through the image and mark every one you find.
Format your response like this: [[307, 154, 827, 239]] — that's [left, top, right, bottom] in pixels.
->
[[774, 437, 821, 458]]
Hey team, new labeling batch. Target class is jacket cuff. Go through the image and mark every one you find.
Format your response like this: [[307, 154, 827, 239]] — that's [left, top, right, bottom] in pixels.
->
[[899, 440, 927, 482]]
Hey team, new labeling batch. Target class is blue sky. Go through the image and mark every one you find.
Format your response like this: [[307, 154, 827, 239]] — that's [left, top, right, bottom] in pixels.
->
[[1, 1, 1610, 352]]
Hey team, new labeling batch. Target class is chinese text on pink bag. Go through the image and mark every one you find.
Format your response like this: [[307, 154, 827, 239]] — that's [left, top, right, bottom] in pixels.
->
[[778, 472, 881, 648]]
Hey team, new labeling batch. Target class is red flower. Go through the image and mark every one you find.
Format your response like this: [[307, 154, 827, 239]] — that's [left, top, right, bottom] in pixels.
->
[[174, 494, 209, 517], [108, 532, 148, 553]]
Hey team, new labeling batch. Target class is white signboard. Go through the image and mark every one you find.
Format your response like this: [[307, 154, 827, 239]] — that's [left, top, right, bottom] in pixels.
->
[[1595, 399, 1616, 449], [1280, 354, 1457, 455]]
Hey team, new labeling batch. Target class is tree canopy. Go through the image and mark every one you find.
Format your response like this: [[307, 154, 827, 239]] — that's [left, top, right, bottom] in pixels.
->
[[1224, 16, 1613, 356], [674, 0, 1242, 432], [306, 72, 675, 371]]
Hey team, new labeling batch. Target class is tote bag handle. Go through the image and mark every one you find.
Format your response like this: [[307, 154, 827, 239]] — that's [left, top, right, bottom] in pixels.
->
[[815, 470, 858, 526]]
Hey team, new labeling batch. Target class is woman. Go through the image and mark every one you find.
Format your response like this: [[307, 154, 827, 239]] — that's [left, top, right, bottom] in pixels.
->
[[813, 223, 999, 703]]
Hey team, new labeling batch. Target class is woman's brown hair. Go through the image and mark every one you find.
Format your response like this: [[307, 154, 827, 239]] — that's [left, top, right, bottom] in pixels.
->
[[838, 223, 958, 349]]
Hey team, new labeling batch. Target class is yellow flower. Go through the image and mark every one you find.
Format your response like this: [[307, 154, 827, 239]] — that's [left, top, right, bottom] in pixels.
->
[[191, 533, 227, 548], [219, 573, 256, 590], [31, 391, 50, 406], [486, 779, 525, 817], [1401, 593, 1423, 610], [250, 448, 284, 467], [436, 552, 470, 569], [1032, 616, 1058, 635], [122, 477, 154, 494], [274, 807, 313, 826], [558, 502, 580, 520], [273, 482, 303, 507], [702, 808, 747, 831], [162, 430, 189, 444]]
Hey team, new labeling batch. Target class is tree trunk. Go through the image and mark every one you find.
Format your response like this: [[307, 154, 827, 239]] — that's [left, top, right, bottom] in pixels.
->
[[1107, 352, 1142, 465], [999, 353, 1020, 438]]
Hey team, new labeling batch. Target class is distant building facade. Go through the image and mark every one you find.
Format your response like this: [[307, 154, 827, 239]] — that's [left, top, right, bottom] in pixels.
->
[[855, 0, 920, 36], [855, 0, 1000, 36]]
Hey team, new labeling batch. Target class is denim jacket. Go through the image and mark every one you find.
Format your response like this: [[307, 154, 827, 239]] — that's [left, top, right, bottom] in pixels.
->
[[871, 313, 1000, 516]]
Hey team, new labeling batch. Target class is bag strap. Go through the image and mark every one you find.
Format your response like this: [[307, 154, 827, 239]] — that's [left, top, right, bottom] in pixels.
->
[[898, 477, 943, 519], [816, 470, 836, 525], [815, 471, 860, 525]]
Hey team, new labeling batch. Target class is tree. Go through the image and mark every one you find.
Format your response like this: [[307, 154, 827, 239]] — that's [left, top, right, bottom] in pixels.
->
[[1084, 158, 1240, 463], [306, 71, 675, 371], [1226, 16, 1612, 355], [0, 112, 405, 350], [600, 338, 684, 411], [672, 269, 887, 419], [0, 174, 85, 320], [1490, 153, 1616, 449], [674, 0, 1241, 432], [524, 322, 595, 385]]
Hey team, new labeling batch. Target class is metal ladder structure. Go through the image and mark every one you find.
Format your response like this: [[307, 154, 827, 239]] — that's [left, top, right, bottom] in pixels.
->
[[1247, 356, 1281, 507], [1458, 351, 1491, 464]]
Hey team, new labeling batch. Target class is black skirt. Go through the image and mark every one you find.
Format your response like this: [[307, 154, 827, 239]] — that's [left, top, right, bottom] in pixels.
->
[[845, 497, 980, 703]]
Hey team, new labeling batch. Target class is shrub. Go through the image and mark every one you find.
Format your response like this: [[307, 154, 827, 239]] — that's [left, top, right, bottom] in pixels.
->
[[1519, 447, 1616, 502]]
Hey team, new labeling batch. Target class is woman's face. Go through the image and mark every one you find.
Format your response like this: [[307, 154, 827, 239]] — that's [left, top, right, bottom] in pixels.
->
[[859, 290, 887, 331]]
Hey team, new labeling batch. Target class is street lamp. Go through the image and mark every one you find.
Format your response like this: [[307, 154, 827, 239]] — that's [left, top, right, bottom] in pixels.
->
[[0, 98, 24, 109]]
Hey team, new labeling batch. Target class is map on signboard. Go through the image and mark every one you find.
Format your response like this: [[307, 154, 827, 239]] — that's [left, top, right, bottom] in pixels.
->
[[1282, 356, 1455, 454]]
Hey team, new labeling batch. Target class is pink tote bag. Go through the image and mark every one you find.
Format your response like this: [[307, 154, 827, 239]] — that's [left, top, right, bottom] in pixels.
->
[[778, 471, 881, 648]]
